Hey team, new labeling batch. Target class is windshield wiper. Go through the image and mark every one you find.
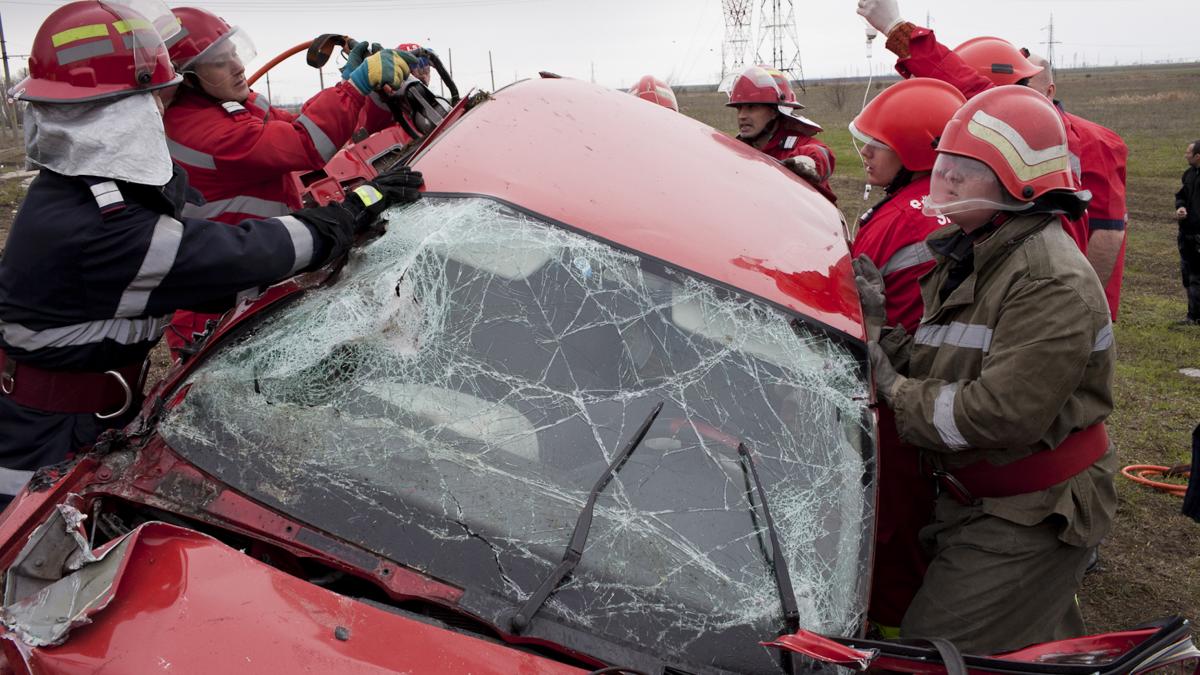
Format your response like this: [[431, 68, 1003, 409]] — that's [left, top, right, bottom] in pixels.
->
[[738, 442, 801, 674], [508, 400, 665, 634]]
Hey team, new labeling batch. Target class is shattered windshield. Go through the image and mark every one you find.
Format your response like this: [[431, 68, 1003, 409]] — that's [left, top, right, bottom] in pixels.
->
[[159, 197, 874, 673]]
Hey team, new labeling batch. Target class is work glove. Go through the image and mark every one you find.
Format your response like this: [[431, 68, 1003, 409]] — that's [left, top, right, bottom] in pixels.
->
[[343, 166, 425, 230], [340, 40, 383, 80], [348, 49, 412, 95], [857, 0, 905, 36], [783, 155, 819, 181], [869, 341, 906, 404], [853, 254, 887, 342]]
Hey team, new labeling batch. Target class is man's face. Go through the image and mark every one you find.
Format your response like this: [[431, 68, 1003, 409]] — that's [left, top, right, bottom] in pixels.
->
[[1187, 143, 1200, 168], [734, 104, 776, 139], [929, 154, 1008, 231], [860, 142, 905, 187], [191, 44, 249, 103]]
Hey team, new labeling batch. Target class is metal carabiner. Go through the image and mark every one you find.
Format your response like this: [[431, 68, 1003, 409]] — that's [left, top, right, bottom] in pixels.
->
[[95, 370, 133, 420]]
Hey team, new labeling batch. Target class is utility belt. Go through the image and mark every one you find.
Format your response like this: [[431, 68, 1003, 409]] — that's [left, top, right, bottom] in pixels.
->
[[0, 348, 147, 420], [929, 423, 1109, 506]]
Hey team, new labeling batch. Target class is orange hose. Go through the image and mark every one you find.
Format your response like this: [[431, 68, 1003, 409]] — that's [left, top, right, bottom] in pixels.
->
[[1120, 464, 1190, 497], [247, 40, 314, 86]]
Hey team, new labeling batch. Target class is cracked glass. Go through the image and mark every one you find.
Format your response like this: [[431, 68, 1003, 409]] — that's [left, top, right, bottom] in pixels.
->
[[159, 196, 875, 673]]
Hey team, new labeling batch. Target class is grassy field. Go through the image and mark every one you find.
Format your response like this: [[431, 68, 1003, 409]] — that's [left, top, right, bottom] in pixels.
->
[[682, 62, 1200, 633], [0, 62, 1196, 637]]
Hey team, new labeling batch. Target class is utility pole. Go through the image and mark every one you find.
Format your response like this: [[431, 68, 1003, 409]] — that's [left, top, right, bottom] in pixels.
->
[[1040, 13, 1061, 71], [0, 11, 16, 144], [318, 66, 324, 90], [590, 61, 595, 84], [488, 50, 495, 90], [265, 70, 273, 104], [925, 10, 931, 28]]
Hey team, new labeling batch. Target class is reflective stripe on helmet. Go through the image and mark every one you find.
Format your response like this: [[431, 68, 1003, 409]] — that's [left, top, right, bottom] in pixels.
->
[[51, 23, 108, 47], [56, 39, 116, 66], [967, 109, 1068, 182], [113, 18, 154, 34]]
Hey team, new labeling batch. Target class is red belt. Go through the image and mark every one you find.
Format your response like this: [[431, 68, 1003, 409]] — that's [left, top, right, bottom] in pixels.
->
[[0, 349, 144, 418], [933, 423, 1109, 504]]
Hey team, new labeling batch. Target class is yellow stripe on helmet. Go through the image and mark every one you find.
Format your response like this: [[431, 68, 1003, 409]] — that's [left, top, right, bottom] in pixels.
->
[[51, 23, 109, 48], [113, 18, 155, 34], [967, 119, 1069, 182]]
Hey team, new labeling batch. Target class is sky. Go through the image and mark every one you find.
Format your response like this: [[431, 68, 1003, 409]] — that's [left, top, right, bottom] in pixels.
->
[[3, 0, 1196, 106]]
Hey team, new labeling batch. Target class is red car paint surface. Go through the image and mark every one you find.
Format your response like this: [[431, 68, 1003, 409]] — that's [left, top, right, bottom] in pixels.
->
[[5, 523, 583, 675], [411, 77, 864, 339]]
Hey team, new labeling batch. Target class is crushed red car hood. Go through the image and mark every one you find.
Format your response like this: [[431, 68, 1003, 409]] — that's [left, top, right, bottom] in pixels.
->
[[1, 521, 584, 674]]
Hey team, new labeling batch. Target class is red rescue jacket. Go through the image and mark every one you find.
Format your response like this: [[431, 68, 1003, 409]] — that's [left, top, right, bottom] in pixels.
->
[[851, 176, 942, 627], [162, 81, 391, 356], [752, 115, 838, 204], [893, 27, 1128, 319]]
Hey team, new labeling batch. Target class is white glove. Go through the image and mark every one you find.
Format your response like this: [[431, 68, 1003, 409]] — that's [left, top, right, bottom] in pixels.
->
[[857, 0, 905, 36], [784, 155, 819, 181]]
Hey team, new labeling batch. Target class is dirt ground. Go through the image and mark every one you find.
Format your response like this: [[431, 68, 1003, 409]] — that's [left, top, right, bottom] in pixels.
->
[[1, 62, 1197, 636]]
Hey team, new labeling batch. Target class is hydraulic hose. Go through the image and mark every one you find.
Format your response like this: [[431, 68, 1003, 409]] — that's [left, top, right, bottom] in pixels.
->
[[247, 40, 316, 87], [1121, 464, 1190, 497]]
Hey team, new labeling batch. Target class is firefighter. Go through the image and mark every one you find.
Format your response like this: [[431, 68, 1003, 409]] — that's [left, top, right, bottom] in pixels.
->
[[725, 65, 837, 203], [629, 75, 679, 112], [162, 7, 406, 356], [859, 85, 1116, 653], [846, 77, 966, 635], [858, 0, 1130, 321], [0, 0, 424, 508]]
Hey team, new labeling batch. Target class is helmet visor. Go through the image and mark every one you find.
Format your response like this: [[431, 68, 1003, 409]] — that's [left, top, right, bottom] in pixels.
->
[[180, 27, 256, 89], [101, 1, 180, 86], [848, 121, 889, 150], [923, 153, 1029, 216]]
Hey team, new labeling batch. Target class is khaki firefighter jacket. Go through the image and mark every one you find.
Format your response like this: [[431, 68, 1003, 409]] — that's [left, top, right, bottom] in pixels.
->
[[880, 213, 1117, 547]]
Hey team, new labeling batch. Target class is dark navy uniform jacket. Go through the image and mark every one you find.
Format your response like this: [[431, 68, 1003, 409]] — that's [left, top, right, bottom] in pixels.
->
[[0, 165, 336, 498]]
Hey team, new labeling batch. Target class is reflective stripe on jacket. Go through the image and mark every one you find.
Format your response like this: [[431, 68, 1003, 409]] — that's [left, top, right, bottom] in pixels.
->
[[880, 214, 1116, 546], [0, 168, 331, 371], [164, 84, 373, 224]]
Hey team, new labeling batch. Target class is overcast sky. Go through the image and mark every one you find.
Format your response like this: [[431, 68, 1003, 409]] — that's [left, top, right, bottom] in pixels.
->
[[4, 0, 1195, 105]]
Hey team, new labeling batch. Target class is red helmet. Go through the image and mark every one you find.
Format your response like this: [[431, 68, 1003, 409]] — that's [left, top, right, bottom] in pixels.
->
[[629, 75, 678, 112], [953, 36, 1043, 87], [168, 7, 255, 84], [762, 67, 805, 109], [936, 85, 1078, 202], [849, 78, 966, 172], [724, 66, 795, 114], [12, 0, 181, 103]]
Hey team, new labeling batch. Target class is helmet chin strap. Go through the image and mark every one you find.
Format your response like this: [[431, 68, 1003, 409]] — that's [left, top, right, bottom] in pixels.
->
[[743, 116, 780, 148]]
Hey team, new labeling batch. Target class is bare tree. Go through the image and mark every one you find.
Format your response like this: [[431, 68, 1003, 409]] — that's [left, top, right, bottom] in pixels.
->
[[826, 79, 849, 112]]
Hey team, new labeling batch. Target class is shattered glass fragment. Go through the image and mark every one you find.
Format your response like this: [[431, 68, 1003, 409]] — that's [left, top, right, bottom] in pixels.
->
[[159, 197, 874, 672]]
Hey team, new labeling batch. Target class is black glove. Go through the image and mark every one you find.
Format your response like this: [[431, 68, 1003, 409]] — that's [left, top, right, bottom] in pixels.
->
[[344, 167, 425, 230]]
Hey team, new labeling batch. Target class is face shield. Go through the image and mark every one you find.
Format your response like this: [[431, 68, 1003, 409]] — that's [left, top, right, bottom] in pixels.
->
[[178, 26, 256, 88], [101, 0, 181, 86], [922, 153, 1029, 217], [848, 121, 888, 152]]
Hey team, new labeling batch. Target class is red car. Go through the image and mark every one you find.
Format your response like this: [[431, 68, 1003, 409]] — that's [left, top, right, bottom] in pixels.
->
[[0, 76, 1193, 675]]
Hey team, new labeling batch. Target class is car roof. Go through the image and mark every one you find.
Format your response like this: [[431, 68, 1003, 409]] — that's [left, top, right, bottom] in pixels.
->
[[411, 77, 865, 340]]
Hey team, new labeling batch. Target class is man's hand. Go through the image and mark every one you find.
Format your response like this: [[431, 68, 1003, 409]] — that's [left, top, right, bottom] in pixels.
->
[[783, 155, 819, 181], [1178, 206, 1188, 221], [853, 254, 887, 342], [869, 341, 906, 403], [857, 0, 905, 36], [347, 167, 424, 231]]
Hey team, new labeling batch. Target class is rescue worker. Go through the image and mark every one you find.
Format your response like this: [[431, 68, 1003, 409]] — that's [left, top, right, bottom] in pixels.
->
[[629, 75, 679, 112], [0, 0, 424, 509], [846, 77, 967, 635], [163, 7, 405, 356], [857, 0, 1130, 321], [1177, 140, 1200, 324], [860, 85, 1116, 653], [397, 43, 433, 85], [725, 65, 837, 203]]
